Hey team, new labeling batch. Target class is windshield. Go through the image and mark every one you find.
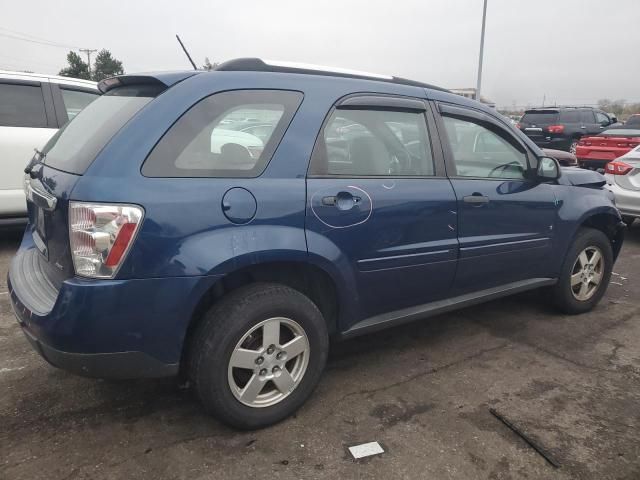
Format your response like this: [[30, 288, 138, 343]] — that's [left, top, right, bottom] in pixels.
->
[[42, 84, 163, 175], [521, 111, 558, 125]]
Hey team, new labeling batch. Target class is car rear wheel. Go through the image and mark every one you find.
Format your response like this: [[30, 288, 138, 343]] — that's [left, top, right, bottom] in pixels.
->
[[569, 139, 579, 154], [552, 227, 613, 314], [190, 283, 328, 429]]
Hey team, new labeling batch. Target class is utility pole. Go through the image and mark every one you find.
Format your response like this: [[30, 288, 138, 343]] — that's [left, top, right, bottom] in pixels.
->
[[475, 0, 488, 102], [79, 48, 97, 76]]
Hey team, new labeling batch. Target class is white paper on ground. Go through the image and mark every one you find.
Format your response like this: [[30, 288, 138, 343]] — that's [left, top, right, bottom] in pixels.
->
[[348, 442, 384, 459]]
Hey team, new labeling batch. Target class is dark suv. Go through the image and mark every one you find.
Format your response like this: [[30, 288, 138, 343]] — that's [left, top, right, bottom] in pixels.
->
[[9, 59, 624, 429], [519, 107, 616, 153]]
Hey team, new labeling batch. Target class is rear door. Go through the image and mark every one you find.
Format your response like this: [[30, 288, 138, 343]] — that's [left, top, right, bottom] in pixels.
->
[[306, 95, 458, 325], [580, 109, 599, 136], [436, 103, 558, 293], [0, 78, 58, 217]]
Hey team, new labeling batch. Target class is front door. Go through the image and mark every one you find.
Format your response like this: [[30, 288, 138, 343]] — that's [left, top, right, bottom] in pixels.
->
[[305, 97, 458, 327], [437, 103, 559, 294]]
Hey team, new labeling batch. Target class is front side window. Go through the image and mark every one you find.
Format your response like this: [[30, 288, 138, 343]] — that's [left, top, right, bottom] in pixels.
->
[[443, 116, 528, 179], [595, 112, 610, 125], [143, 90, 302, 178], [0, 83, 47, 128], [311, 109, 434, 176], [60, 88, 99, 121]]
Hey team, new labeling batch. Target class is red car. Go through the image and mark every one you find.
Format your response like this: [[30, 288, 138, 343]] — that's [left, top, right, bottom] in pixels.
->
[[576, 127, 640, 170]]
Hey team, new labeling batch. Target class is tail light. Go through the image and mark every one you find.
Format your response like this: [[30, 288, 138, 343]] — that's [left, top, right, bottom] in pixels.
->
[[605, 160, 633, 176], [547, 125, 565, 134], [69, 202, 144, 278]]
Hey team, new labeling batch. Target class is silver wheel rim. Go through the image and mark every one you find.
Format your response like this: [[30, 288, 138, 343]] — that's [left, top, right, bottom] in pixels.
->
[[227, 317, 310, 408], [571, 246, 604, 301], [570, 141, 578, 154]]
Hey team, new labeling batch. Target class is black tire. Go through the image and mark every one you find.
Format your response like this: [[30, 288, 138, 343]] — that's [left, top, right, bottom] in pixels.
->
[[190, 283, 328, 429], [622, 216, 635, 227], [552, 227, 613, 314]]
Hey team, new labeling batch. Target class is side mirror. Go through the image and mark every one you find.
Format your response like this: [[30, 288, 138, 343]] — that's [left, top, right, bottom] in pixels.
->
[[537, 156, 560, 181]]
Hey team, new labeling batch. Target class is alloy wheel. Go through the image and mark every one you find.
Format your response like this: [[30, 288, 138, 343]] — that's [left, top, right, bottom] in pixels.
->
[[570, 246, 604, 301], [227, 317, 310, 408]]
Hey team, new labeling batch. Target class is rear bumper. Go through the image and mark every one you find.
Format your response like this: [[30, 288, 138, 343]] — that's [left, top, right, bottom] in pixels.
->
[[525, 136, 570, 150], [8, 241, 222, 379], [578, 159, 609, 170], [606, 181, 640, 218], [20, 325, 177, 379]]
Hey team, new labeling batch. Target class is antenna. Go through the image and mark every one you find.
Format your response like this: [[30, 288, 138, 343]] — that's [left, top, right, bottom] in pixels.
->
[[175, 34, 197, 70]]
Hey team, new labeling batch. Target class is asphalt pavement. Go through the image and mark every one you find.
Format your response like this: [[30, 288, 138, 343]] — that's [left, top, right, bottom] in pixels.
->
[[1, 225, 640, 480]]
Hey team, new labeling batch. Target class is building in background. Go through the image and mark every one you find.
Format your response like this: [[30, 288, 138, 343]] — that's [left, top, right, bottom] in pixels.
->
[[449, 88, 496, 108]]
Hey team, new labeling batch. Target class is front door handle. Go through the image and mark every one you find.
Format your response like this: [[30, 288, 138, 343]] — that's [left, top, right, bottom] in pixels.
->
[[322, 192, 361, 210], [463, 193, 489, 206]]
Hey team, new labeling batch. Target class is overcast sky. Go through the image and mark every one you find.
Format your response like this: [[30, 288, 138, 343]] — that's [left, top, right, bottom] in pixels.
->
[[1, 0, 638, 108]]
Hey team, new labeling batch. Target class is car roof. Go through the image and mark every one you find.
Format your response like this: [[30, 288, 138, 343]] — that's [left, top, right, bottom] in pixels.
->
[[213, 58, 450, 92], [0, 69, 98, 90]]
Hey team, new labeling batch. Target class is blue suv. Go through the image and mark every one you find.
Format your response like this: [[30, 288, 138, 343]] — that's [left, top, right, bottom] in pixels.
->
[[9, 59, 625, 429]]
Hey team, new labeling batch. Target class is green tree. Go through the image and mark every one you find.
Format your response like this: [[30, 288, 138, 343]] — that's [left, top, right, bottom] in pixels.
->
[[92, 49, 124, 81], [58, 51, 90, 80]]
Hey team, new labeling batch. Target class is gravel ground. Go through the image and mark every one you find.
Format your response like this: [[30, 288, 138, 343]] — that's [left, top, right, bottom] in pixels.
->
[[1, 224, 640, 480]]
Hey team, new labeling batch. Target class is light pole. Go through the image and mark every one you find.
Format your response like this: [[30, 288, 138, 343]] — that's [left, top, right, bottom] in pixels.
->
[[475, 0, 488, 102]]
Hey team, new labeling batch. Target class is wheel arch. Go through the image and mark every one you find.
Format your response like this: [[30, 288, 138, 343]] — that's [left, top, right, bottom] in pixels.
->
[[180, 259, 344, 374], [577, 209, 625, 260]]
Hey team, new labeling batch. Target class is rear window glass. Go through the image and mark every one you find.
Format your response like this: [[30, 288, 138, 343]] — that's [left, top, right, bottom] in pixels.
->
[[142, 90, 303, 178], [42, 84, 162, 175], [0, 83, 48, 128], [521, 111, 558, 124], [559, 110, 580, 123]]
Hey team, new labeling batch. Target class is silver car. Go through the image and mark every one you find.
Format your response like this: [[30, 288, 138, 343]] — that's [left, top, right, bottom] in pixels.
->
[[605, 144, 640, 226]]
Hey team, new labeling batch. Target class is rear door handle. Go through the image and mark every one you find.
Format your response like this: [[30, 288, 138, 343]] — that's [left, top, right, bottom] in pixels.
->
[[322, 192, 361, 210], [463, 194, 489, 205]]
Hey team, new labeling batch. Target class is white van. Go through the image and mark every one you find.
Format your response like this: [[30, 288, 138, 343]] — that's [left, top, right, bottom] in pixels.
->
[[0, 71, 99, 225]]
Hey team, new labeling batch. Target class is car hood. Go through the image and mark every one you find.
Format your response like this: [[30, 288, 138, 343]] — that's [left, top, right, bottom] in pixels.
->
[[561, 167, 606, 188]]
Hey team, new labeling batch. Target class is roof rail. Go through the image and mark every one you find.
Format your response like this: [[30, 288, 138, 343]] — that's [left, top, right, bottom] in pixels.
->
[[214, 58, 449, 92]]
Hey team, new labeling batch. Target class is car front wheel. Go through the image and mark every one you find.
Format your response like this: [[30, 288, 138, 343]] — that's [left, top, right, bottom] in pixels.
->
[[190, 283, 328, 429], [552, 227, 613, 314]]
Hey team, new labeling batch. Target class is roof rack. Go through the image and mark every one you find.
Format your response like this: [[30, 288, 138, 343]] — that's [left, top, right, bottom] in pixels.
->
[[214, 58, 449, 92], [527, 105, 597, 110]]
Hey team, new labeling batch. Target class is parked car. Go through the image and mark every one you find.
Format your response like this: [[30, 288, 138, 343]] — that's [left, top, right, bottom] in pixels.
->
[[0, 71, 99, 225], [9, 59, 624, 429], [604, 144, 640, 226], [624, 114, 640, 127], [518, 107, 616, 154], [541, 148, 578, 167], [576, 128, 640, 170]]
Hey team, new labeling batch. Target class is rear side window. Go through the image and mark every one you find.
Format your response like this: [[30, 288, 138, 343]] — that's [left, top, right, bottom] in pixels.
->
[[580, 110, 596, 123], [310, 109, 434, 176], [0, 83, 48, 128], [559, 110, 580, 123], [60, 88, 99, 121], [42, 84, 162, 175], [142, 90, 303, 178], [520, 111, 558, 125]]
